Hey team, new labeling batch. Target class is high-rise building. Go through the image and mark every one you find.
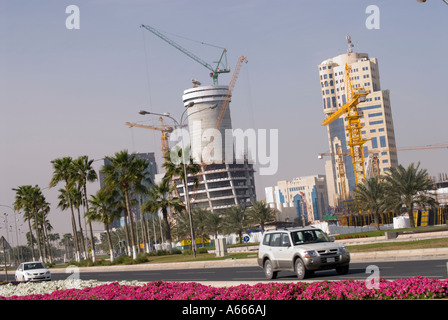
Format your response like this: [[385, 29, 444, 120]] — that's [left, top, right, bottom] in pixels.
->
[[319, 37, 398, 206]]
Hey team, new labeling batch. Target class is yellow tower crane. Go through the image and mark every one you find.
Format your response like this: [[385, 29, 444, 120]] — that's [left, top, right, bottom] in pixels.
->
[[125, 118, 182, 217], [125, 118, 173, 161], [321, 63, 369, 187]]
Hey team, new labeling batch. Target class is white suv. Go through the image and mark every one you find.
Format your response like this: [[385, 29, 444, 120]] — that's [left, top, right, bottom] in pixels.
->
[[258, 227, 350, 279]]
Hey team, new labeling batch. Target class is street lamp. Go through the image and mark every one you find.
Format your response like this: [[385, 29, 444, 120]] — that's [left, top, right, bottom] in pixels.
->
[[139, 102, 217, 258]]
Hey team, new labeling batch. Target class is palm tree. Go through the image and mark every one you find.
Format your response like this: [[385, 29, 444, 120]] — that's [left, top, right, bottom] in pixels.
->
[[37, 201, 53, 263], [13, 185, 47, 262], [60, 233, 74, 261], [247, 201, 276, 232], [13, 187, 36, 261], [162, 146, 201, 254], [384, 162, 438, 228], [352, 177, 386, 231], [204, 211, 222, 240], [222, 205, 249, 244], [142, 180, 184, 252], [56, 187, 82, 261], [73, 155, 98, 262], [86, 189, 121, 263], [71, 186, 88, 259], [132, 157, 152, 253], [192, 207, 210, 247], [49, 157, 81, 262], [101, 150, 143, 259]]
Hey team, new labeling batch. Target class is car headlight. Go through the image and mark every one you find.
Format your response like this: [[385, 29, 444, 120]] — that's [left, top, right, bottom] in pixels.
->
[[304, 250, 318, 258], [45, 271, 50, 275], [338, 246, 349, 254], [25, 272, 32, 276]]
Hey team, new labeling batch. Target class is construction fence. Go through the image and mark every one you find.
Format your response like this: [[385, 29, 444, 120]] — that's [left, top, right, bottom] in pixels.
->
[[325, 206, 448, 228]]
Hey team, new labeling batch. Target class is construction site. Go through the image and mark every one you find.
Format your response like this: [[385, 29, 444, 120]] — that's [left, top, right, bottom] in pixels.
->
[[126, 25, 256, 215], [126, 25, 447, 230]]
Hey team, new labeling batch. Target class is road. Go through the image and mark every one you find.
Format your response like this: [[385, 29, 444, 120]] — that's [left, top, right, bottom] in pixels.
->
[[2, 259, 444, 283]]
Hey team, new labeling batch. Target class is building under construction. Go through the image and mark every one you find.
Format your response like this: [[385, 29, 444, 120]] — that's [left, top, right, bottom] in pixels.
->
[[174, 84, 257, 213], [138, 25, 256, 213]]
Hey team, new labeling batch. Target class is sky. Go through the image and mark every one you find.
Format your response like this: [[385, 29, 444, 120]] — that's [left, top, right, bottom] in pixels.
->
[[1, 0, 447, 243]]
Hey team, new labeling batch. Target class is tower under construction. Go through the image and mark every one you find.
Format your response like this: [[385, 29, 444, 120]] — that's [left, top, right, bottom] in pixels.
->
[[173, 84, 257, 213]]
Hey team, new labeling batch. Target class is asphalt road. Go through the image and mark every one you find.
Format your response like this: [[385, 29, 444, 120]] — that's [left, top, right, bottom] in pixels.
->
[[4, 259, 444, 283]]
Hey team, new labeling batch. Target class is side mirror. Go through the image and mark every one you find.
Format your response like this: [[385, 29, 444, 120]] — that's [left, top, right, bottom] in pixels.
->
[[329, 236, 335, 242]]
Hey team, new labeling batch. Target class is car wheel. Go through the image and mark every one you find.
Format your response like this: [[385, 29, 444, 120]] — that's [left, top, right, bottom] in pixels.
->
[[336, 265, 349, 275], [263, 259, 278, 280], [295, 258, 308, 280]]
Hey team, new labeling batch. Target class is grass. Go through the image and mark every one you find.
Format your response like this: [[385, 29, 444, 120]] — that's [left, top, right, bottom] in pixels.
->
[[143, 252, 252, 264], [346, 237, 448, 253], [334, 225, 448, 240]]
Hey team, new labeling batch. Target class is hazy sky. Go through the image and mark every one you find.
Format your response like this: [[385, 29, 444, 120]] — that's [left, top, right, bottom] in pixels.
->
[[1, 0, 447, 242]]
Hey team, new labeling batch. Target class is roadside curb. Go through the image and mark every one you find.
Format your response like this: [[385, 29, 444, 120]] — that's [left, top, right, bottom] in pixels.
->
[[50, 248, 448, 274], [50, 257, 258, 274]]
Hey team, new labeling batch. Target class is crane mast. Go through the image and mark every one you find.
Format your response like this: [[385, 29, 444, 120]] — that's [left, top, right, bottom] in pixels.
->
[[215, 56, 247, 131], [321, 63, 369, 187]]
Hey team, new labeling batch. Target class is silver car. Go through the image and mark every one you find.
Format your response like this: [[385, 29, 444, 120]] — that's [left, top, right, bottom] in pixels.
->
[[15, 261, 51, 282], [258, 227, 350, 279]]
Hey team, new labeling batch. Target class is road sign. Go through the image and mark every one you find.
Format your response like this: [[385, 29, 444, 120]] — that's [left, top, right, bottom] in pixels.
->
[[0, 236, 11, 251]]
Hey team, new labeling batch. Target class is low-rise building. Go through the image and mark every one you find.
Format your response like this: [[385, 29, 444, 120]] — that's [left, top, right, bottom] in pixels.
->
[[265, 175, 329, 225]]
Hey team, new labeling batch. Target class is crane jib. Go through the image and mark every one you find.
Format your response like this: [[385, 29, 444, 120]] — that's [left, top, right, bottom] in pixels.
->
[[140, 24, 230, 84]]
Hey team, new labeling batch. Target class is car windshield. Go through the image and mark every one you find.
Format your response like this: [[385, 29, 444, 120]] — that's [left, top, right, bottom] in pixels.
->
[[290, 229, 329, 245], [24, 262, 45, 270]]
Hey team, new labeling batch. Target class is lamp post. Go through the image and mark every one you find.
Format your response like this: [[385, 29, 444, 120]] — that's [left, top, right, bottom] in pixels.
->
[[1, 205, 20, 263], [139, 102, 216, 258]]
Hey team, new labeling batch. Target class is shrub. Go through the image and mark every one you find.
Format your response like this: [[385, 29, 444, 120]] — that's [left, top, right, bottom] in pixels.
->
[[135, 253, 149, 264], [197, 247, 209, 254]]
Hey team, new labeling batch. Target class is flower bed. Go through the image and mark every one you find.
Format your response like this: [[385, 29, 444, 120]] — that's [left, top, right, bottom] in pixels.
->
[[1, 276, 447, 300]]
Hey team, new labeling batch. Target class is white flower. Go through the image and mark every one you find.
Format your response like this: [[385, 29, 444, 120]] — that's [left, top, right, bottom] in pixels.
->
[[0, 280, 147, 298]]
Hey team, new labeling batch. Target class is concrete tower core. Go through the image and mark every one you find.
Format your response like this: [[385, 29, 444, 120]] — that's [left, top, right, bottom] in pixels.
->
[[182, 85, 233, 163]]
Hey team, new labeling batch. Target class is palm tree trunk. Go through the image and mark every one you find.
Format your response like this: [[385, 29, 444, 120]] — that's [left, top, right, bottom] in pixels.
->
[[69, 206, 80, 262], [161, 207, 173, 252], [42, 221, 53, 264], [32, 208, 44, 262], [87, 221, 96, 262], [65, 183, 81, 262], [407, 201, 416, 228], [27, 218, 36, 261], [140, 195, 150, 253], [83, 183, 96, 262], [76, 206, 87, 259], [124, 190, 137, 259], [373, 210, 380, 231], [105, 223, 114, 263], [122, 206, 131, 256]]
